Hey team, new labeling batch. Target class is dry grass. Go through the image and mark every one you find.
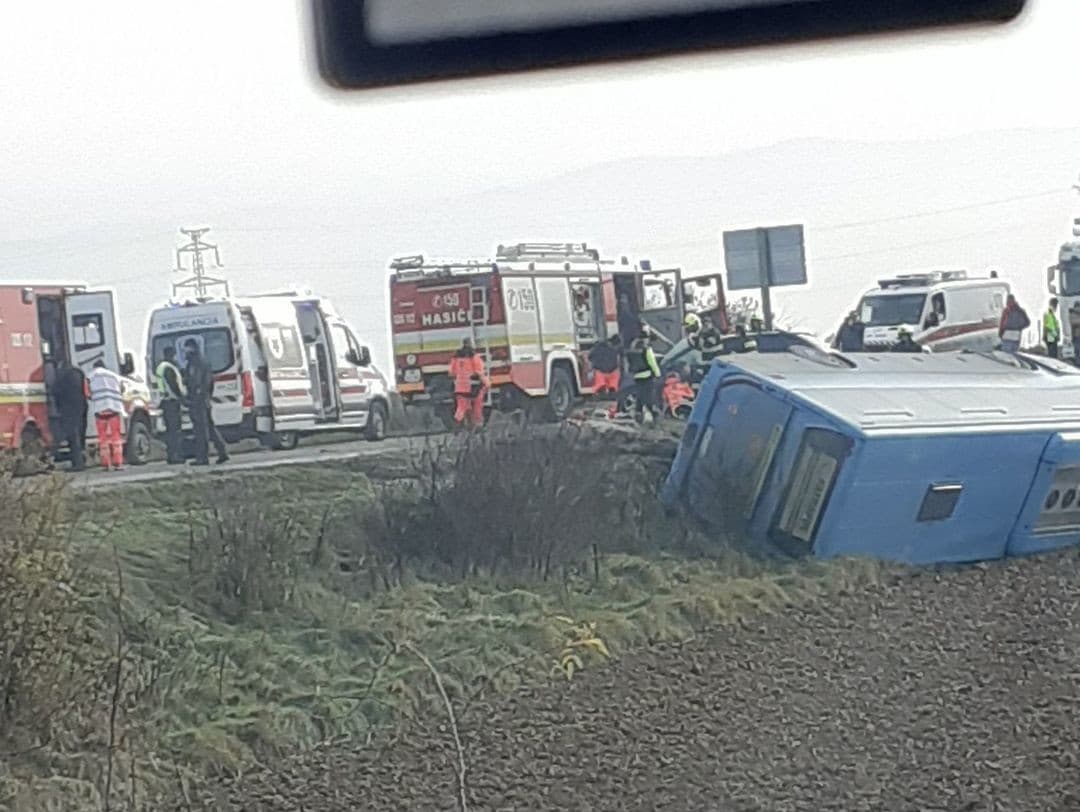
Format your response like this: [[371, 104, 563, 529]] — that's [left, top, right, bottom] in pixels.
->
[[0, 429, 884, 810]]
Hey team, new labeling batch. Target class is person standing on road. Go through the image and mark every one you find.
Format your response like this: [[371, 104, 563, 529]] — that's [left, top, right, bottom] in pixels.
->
[[87, 360, 125, 471], [154, 345, 187, 464], [449, 338, 487, 429], [1044, 297, 1061, 359], [588, 335, 621, 396], [182, 339, 229, 465], [53, 360, 87, 471], [999, 294, 1030, 354], [626, 329, 661, 423]]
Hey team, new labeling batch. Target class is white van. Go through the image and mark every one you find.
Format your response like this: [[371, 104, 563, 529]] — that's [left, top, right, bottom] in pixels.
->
[[853, 270, 1009, 352], [145, 292, 391, 449]]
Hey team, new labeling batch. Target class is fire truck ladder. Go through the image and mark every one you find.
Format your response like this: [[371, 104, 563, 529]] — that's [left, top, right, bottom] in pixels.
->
[[469, 284, 494, 406]]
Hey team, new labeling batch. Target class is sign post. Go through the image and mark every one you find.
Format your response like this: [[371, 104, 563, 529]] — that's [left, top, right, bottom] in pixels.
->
[[723, 224, 807, 331]]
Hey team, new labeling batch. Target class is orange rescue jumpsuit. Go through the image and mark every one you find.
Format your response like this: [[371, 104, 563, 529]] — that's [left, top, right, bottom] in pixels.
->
[[661, 373, 695, 418], [449, 351, 488, 427]]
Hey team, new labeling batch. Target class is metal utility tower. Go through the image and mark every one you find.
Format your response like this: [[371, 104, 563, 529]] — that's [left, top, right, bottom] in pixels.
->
[[172, 227, 230, 298]]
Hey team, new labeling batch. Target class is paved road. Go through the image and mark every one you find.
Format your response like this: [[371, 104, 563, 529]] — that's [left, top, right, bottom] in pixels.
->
[[69, 434, 441, 490]]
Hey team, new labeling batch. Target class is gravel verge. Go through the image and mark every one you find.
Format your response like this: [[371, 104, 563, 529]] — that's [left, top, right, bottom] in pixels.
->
[[178, 549, 1080, 812]]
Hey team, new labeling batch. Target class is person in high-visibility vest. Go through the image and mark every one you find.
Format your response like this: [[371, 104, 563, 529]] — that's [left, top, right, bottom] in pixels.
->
[[626, 330, 661, 423], [1044, 297, 1061, 359], [87, 360, 125, 471], [154, 345, 187, 464], [449, 338, 488, 429]]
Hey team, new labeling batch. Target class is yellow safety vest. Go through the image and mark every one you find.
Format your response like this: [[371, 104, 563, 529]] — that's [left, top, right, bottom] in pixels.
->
[[154, 360, 187, 399]]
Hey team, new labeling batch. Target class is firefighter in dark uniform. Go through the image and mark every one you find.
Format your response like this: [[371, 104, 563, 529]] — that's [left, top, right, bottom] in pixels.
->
[[182, 339, 229, 465], [53, 360, 87, 471]]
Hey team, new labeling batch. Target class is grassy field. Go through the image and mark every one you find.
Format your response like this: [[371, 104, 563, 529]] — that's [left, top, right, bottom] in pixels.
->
[[0, 437, 884, 811]]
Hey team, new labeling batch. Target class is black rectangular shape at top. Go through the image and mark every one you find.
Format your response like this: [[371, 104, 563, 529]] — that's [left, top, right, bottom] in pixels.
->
[[311, 0, 1026, 90]]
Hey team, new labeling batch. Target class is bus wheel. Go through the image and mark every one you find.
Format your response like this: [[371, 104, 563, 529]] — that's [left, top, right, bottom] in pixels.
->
[[365, 401, 389, 442], [125, 418, 153, 466], [269, 431, 299, 451]]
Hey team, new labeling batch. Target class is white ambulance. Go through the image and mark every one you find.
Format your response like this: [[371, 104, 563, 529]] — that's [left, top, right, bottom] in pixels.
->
[[145, 291, 391, 450], [853, 270, 1009, 352]]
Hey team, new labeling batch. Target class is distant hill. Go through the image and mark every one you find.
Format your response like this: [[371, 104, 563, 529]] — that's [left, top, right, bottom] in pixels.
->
[[2, 127, 1077, 367]]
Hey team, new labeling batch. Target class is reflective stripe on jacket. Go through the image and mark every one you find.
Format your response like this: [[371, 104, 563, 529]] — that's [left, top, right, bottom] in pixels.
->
[[449, 352, 486, 395], [154, 361, 187, 400], [1000, 305, 1030, 335], [88, 367, 125, 416]]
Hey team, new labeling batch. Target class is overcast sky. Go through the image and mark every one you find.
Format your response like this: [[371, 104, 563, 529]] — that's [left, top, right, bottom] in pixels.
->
[[2, 0, 1079, 361]]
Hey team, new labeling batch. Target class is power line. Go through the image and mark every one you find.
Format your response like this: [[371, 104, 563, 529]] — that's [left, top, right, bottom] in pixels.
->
[[631, 186, 1071, 256], [817, 187, 1069, 232], [811, 216, 1064, 264]]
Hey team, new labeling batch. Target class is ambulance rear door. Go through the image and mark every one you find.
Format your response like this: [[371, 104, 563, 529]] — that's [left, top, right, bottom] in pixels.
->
[[64, 290, 121, 445], [64, 291, 120, 374], [245, 298, 317, 429]]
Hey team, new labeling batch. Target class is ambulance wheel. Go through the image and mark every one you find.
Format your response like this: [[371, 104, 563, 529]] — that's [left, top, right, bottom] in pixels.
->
[[545, 368, 576, 422], [124, 419, 153, 466], [269, 431, 299, 451], [365, 400, 389, 442]]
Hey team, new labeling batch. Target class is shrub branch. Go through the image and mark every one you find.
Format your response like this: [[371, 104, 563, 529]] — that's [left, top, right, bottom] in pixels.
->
[[403, 641, 468, 812]]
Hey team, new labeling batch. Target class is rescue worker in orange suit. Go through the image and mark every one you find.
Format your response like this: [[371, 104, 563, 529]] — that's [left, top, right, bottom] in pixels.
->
[[588, 336, 621, 396], [449, 338, 488, 429], [87, 359, 125, 471], [54, 359, 87, 471], [661, 369, 695, 420]]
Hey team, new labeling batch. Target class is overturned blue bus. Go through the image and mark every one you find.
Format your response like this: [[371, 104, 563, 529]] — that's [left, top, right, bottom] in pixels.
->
[[660, 351, 1080, 565]]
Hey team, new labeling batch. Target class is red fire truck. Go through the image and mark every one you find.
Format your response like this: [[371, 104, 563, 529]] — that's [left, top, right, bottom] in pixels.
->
[[0, 283, 154, 464], [389, 243, 727, 421]]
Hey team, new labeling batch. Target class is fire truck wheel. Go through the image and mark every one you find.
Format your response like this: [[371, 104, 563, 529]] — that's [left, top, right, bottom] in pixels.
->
[[546, 367, 576, 421], [365, 400, 389, 442], [124, 419, 153, 466]]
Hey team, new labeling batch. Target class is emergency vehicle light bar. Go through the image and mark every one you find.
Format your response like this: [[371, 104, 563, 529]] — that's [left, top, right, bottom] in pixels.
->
[[496, 243, 600, 261], [389, 255, 497, 278], [878, 269, 969, 289]]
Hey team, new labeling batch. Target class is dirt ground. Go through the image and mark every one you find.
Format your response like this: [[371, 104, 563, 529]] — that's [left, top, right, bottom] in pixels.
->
[[173, 546, 1080, 812]]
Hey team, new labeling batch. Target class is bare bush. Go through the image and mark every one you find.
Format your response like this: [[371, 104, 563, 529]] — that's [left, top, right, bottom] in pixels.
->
[[0, 465, 106, 757], [187, 482, 306, 619], [355, 425, 676, 582]]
